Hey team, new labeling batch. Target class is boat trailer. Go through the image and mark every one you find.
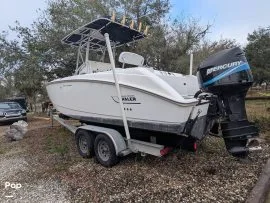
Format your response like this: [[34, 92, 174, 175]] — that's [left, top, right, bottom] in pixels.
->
[[52, 115, 173, 167]]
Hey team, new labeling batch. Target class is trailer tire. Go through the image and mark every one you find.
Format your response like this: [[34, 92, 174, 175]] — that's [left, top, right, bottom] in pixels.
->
[[94, 134, 119, 167], [76, 130, 94, 158]]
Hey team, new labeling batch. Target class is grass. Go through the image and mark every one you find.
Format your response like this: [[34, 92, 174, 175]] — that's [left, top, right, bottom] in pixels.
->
[[258, 92, 270, 97], [19, 126, 82, 177], [266, 192, 270, 203], [39, 127, 79, 173], [45, 128, 72, 157], [48, 143, 69, 156], [0, 149, 6, 155], [247, 90, 270, 97], [246, 100, 270, 120], [246, 99, 270, 142]]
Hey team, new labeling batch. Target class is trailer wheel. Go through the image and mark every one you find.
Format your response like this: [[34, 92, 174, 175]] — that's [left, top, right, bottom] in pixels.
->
[[76, 130, 94, 158], [94, 134, 119, 167]]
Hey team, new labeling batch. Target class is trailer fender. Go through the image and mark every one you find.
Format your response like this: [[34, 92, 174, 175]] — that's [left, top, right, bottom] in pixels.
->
[[76, 125, 127, 156]]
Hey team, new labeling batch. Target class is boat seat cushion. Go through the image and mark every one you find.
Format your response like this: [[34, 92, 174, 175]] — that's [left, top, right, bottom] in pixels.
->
[[119, 52, 144, 66]]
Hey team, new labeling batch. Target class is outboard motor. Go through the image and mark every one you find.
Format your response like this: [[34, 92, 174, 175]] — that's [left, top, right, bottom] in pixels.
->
[[197, 47, 259, 157]]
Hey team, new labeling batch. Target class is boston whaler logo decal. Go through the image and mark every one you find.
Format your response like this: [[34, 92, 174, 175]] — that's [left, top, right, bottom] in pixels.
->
[[206, 61, 241, 75], [111, 95, 141, 104]]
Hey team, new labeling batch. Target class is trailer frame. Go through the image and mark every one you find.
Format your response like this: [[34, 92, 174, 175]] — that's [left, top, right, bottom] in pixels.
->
[[52, 115, 171, 166]]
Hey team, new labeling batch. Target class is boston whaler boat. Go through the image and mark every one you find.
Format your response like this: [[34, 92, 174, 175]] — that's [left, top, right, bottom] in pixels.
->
[[46, 17, 260, 166]]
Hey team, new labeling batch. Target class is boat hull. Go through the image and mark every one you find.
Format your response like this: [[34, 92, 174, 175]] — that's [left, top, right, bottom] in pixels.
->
[[46, 78, 209, 136]]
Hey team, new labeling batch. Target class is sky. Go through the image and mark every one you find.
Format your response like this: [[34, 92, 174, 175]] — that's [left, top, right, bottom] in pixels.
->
[[0, 0, 269, 45], [0, 0, 46, 32], [171, 0, 270, 45]]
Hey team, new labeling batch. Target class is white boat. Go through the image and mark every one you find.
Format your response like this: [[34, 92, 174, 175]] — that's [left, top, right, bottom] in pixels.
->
[[47, 18, 259, 156], [46, 18, 209, 138]]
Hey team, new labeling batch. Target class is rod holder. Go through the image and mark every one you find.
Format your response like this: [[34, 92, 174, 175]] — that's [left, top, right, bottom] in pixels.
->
[[111, 11, 116, 22], [121, 15, 126, 25]]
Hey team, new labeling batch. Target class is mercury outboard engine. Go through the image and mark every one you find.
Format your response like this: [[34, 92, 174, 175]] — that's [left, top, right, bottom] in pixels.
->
[[197, 47, 259, 157]]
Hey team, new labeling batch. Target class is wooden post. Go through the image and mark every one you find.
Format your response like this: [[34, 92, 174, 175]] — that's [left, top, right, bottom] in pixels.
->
[[50, 109, 54, 128]]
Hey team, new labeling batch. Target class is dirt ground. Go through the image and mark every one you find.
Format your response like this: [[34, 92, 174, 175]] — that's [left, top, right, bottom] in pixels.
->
[[0, 112, 270, 202]]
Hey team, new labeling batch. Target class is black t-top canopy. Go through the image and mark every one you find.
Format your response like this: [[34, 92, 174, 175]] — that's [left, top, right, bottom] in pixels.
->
[[62, 18, 146, 51]]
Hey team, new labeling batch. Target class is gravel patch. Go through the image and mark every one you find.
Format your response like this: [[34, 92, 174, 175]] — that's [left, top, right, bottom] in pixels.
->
[[0, 117, 269, 202], [0, 157, 28, 183], [0, 120, 69, 203], [60, 144, 269, 202], [0, 126, 8, 136]]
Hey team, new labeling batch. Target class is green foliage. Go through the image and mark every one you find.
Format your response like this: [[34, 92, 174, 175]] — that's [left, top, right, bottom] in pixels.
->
[[112, 0, 170, 24], [133, 17, 213, 73], [0, 74, 17, 99], [34, 0, 171, 78], [0, 0, 171, 80], [245, 27, 270, 85], [0, 32, 23, 75], [192, 38, 238, 73], [0, 22, 45, 105], [48, 144, 69, 156]]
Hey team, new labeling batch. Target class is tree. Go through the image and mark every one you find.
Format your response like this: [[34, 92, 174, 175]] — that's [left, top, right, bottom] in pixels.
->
[[0, 0, 172, 107], [112, 0, 170, 24], [245, 27, 270, 86], [192, 38, 238, 71], [0, 22, 44, 108], [0, 71, 20, 100], [0, 32, 24, 76], [134, 17, 211, 73], [32, 0, 170, 79]]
